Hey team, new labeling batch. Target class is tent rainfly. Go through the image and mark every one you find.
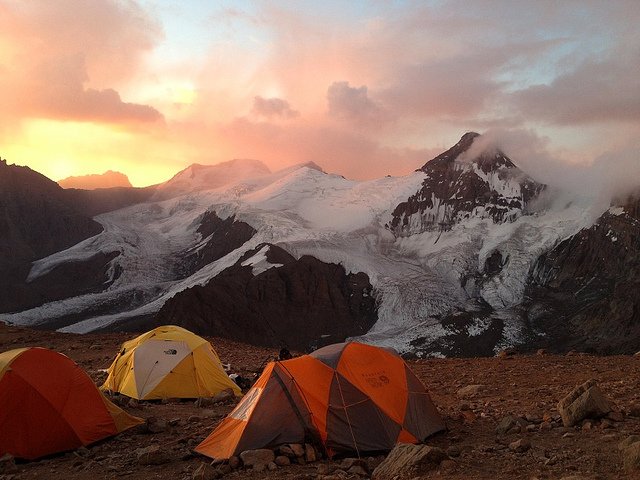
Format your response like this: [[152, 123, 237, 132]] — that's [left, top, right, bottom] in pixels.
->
[[195, 341, 445, 459], [101, 325, 241, 400], [0, 347, 142, 460]]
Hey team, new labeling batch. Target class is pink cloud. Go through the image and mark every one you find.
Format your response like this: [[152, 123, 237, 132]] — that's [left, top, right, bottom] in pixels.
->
[[252, 96, 299, 119], [0, 0, 163, 126]]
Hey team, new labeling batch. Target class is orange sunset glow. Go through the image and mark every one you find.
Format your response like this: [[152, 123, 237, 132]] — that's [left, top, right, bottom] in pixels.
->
[[1, 0, 639, 188]]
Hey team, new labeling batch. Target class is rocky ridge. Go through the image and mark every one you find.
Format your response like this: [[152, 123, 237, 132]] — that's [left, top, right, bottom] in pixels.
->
[[153, 243, 377, 350]]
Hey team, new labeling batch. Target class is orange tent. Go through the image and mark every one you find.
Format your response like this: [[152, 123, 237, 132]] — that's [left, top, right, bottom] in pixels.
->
[[196, 342, 445, 459], [0, 347, 143, 460]]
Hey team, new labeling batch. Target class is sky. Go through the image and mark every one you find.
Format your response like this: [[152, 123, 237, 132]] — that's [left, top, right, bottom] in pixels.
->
[[0, 0, 639, 190]]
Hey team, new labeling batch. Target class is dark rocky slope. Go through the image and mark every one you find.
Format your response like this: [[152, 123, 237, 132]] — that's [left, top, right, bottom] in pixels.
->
[[151, 244, 377, 350], [177, 211, 257, 278], [0, 159, 111, 312], [523, 194, 640, 354]]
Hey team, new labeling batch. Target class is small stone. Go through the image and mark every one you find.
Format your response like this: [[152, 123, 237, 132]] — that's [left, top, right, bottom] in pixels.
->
[[562, 432, 575, 438], [536, 349, 546, 355], [440, 458, 457, 471], [228, 456, 241, 469], [526, 424, 537, 432], [619, 436, 640, 451], [582, 421, 593, 431], [304, 443, 317, 462], [192, 462, 220, 480], [136, 445, 169, 465], [628, 405, 640, 417], [0, 454, 18, 474], [456, 385, 484, 399], [188, 415, 201, 423], [146, 417, 167, 433], [75, 446, 91, 458], [212, 388, 236, 404], [317, 463, 337, 475], [218, 464, 232, 475], [600, 419, 614, 429], [539, 421, 552, 431], [367, 456, 385, 472], [623, 442, 640, 472], [340, 458, 368, 471], [509, 438, 531, 453], [525, 413, 541, 424], [496, 415, 518, 435], [607, 411, 625, 422], [271, 455, 288, 467], [239, 449, 275, 471], [348, 465, 369, 476], [446, 446, 461, 458], [267, 462, 278, 471], [278, 445, 295, 458], [288, 443, 305, 457], [127, 398, 140, 409]]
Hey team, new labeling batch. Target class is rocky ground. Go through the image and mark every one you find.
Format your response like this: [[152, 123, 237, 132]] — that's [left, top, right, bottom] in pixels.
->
[[2, 323, 640, 479]]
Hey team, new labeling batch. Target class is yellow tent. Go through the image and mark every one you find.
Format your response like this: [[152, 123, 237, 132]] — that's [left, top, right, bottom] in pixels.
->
[[101, 325, 241, 400]]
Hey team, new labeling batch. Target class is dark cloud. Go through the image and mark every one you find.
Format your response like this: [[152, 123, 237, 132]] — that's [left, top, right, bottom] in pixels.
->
[[512, 49, 640, 125], [252, 96, 299, 119], [327, 81, 387, 124]]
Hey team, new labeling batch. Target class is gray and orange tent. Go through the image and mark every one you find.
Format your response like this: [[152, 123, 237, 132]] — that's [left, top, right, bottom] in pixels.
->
[[195, 342, 445, 459], [0, 347, 142, 460]]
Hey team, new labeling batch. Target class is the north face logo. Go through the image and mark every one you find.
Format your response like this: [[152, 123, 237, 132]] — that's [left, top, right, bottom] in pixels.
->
[[164, 349, 177, 355]]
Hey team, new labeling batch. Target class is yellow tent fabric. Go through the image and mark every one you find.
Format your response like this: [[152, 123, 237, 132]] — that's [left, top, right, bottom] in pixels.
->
[[101, 325, 241, 400]]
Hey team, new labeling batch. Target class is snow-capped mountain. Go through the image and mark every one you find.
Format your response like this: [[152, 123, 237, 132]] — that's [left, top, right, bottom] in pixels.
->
[[390, 132, 544, 235], [1, 134, 637, 356]]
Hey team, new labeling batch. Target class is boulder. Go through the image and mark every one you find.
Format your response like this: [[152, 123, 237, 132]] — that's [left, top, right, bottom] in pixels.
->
[[239, 449, 275, 471], [372, 443, 448, 480], [557, 379, 612, 427], [136, 445, 169, 465]]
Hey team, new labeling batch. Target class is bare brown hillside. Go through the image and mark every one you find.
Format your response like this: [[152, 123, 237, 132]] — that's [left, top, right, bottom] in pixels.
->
[[1, 323, 640, 480]]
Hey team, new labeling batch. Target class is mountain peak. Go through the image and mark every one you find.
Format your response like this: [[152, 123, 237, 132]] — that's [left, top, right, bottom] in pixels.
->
[[420, 131, 513, 173], [155, 158, 272, 199], [392, 132, 545, 235], [58, 170, 132, 190]]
